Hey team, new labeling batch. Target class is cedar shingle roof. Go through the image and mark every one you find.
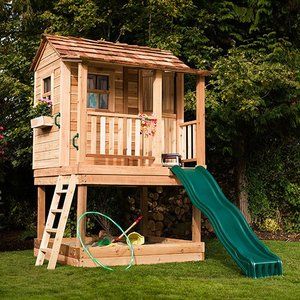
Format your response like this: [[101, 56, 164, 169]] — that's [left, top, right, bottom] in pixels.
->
[[31, 34, 209, 75]]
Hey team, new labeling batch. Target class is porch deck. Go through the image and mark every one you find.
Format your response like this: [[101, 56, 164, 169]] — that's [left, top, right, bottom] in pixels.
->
[[33, 164, 184, 186]]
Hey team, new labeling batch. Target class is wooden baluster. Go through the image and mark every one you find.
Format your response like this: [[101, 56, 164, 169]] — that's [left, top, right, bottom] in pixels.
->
[[135, 119, 141, 156], [109, 117, 115, 155], [100, 116, 106, 154], [126, 118, 132, 156], [187, 125, 192, 159], [91, 116, 97, 154], [117, 117, 123, 155], [192, 124, 196, 159], [172, 119, 177, 153], [182, 125, 186, 159]]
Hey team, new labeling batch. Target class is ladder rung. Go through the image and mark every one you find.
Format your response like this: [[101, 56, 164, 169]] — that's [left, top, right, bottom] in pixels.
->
[[40, 247, 50, 253], [46, 228, 58, 234], [51, 209, 63, 213], [57, 189, 68, 194]]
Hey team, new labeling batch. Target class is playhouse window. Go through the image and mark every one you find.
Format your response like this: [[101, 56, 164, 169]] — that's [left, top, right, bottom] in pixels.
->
[[43, 76, 51, 100], [141, 70, 154, 112], [162, 72, 175, 114], [87, 74, 110, 109]]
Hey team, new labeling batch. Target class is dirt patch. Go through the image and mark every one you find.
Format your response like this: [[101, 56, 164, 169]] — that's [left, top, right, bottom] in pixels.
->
[[0, 230, 34, 251]]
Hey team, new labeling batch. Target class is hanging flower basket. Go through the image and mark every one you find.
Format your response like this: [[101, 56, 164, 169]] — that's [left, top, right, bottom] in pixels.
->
[[138, 113, 157, 137]]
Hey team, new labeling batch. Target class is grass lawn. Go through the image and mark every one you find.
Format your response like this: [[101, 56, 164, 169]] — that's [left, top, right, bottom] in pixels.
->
[[0, 238, 299, 299]]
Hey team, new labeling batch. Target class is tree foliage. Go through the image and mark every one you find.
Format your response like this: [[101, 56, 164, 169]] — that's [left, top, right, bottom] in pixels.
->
[[0, 0, 299, 231]]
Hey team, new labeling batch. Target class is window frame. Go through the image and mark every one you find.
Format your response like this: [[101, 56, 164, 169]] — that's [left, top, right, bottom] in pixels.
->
[[86, 70, 115, 112], [162, 71, 176, 115], [42, 75, 52, 100], [139, 69, 154, 113]]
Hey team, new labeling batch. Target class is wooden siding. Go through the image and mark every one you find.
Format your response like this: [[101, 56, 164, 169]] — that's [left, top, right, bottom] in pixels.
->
[[33, 43, 61, 169]]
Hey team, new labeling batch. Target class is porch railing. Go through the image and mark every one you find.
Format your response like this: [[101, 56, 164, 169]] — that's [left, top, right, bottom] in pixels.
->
[[180, 120, 197, 161], [86, 111, 155, 165]]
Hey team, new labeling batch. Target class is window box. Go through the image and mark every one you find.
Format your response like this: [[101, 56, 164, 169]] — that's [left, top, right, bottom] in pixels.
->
[[31, 116, 53, 129]]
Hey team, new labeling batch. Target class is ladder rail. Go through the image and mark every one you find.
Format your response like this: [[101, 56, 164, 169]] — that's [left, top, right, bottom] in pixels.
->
[[35, 175, 77, 269], [47, 175, 77, 269]]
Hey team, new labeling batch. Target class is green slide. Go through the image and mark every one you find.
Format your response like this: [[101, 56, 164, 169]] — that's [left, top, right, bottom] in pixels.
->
[[171, 165, 283, 278]]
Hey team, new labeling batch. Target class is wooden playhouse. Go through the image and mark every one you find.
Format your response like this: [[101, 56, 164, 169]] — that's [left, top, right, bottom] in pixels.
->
[[31, 34, 210, 269]]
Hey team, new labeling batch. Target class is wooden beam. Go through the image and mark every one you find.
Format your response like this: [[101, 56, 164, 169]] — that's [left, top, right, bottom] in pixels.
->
[[196, 75, 205, 166], [176, 73, 184, 154], [77, 63, 88, 163], [123, 67, 128, 114], [59, 61, 71, 166], [37, 186, 46, 240], [140, 187, 148, 236], [152, 70, 163, 165], [193, 75, 206, 243], [76, 185, 87, 246]]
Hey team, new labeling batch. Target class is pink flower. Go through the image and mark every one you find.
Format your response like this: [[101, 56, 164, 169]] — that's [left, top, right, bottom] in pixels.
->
[[0, 134, 4, 140], [0, 126, 3, 131]]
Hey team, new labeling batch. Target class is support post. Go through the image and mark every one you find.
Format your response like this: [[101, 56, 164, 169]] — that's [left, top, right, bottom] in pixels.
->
[[76, 185, 87, 246], [192, 75, 206, 242], [152, 70, 163, 165], [176, 73, 184, 155], [59, 61, 71, 166], [140, 187, 148, 236], [77, 63, 88, 163], [37, 186, 46, 240]]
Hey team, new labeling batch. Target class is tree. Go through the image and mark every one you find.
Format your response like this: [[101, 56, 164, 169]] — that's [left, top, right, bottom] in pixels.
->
[[205, 34, 300, 221]]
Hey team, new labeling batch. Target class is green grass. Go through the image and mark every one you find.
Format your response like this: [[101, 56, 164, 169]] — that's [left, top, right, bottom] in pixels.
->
[[0, 239, 299, 299]]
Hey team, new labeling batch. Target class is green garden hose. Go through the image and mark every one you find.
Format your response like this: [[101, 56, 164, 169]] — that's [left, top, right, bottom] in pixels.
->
[[77, 211, 134, 271]]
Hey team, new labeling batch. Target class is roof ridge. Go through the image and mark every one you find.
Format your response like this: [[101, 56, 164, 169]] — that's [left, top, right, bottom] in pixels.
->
[[43, 34, 172, 54]]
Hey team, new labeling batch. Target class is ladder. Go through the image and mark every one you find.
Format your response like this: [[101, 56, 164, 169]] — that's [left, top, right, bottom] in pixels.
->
[[35, 174, 77, 269]]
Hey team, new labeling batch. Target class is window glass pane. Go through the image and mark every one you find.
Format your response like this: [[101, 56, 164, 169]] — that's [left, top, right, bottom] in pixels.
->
[[97, 75, 109, 90], [43, 77, 51, 93], [99, 94, 109, 109], [87, 93, 98, 108], [88, 75, 96, 90]]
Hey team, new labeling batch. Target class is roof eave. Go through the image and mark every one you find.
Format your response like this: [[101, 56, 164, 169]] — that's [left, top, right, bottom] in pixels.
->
[[61, 56, 211, 75]]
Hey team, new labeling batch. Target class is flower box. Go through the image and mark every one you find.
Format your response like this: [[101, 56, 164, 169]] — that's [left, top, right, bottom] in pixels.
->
[[30, 116, 53, 129]]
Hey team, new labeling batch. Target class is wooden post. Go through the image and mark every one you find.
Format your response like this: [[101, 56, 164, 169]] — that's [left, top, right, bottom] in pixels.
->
[[59, 61, 71, 166], [140, 187, 148, 236], [192, 75, 206, 242], [37, 186, 46, 240], [196, 75, 206, 166], [176, 73, 184, 155], [76, 185, 87, 246], [152, 70, 163, 165], [77, 63, 88, 163]]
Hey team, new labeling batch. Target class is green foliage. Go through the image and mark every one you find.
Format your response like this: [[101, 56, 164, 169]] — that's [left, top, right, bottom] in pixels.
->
[[206, 33, 300, 148], [0, 0, 299, 232], [29, 98, 53, 118], [247, 137, 300, 232]]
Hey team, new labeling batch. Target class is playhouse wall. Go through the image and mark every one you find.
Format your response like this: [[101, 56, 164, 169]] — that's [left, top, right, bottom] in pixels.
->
[[33, 43, 61, 169], [69, 63, 142, 166]]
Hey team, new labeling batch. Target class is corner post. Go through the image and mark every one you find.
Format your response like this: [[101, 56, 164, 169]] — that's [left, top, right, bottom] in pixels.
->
[[176, 73, 184, 155], [192, 75, 206, 242], [76, 185, 87, 246], [77, 63, 88, 163], [152, 70, 163, 164], [59, 61, 71, 166], [37, 186, 46, 240]]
